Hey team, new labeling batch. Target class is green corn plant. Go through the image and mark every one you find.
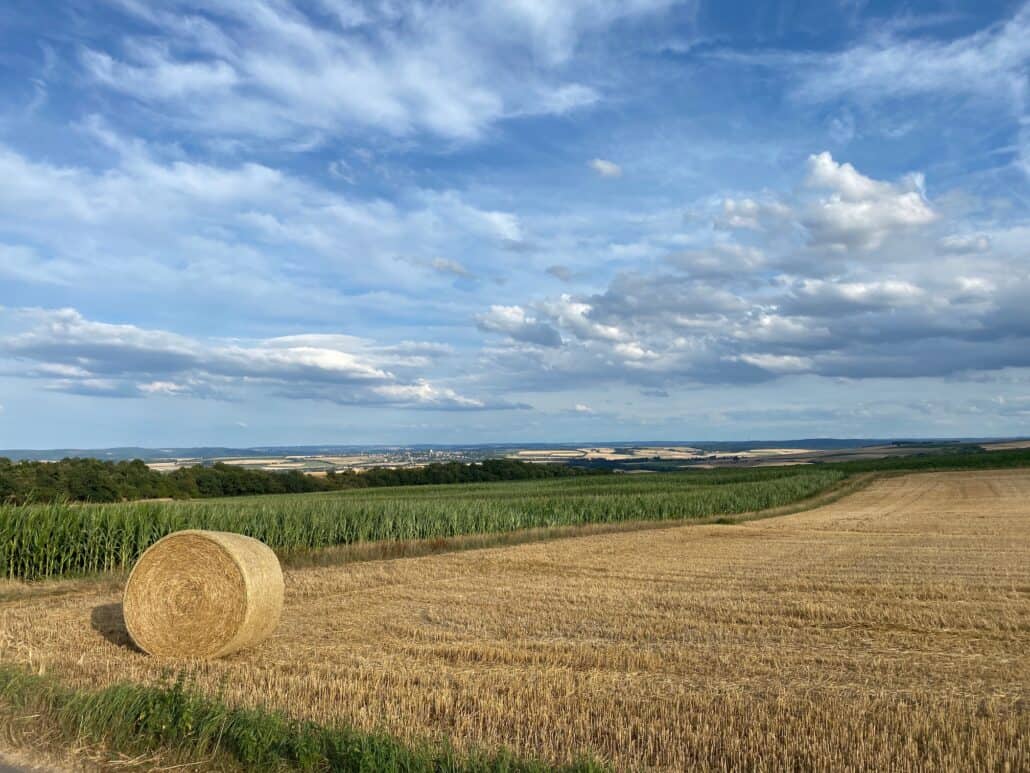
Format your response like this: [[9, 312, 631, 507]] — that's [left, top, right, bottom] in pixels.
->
[[0, 468, 845, 581]]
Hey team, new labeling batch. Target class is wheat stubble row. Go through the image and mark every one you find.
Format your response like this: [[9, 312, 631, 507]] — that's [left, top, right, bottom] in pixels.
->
[[1, 470, 1027, 770]]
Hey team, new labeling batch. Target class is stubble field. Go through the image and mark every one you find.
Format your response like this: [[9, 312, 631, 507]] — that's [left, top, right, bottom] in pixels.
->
[[1, 469, 1028, 770]]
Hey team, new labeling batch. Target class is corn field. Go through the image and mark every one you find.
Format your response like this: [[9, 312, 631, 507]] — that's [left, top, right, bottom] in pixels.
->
[[0, 467, 844, 580]]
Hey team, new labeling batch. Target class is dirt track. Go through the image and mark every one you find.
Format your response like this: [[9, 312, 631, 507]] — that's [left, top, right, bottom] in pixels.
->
[[1, 470, 1028, 769]]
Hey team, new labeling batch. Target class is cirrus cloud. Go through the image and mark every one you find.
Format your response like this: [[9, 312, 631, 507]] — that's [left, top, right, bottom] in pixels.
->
[[79, 0, 689, 143]]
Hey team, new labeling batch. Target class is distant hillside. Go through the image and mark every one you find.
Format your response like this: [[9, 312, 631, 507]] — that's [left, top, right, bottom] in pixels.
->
[[0, 437, 1012, 462]]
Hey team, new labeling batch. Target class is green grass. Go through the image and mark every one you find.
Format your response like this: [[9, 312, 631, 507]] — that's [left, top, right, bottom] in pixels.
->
[[0, 666, 604, 772], [0, 466, 844, 581]]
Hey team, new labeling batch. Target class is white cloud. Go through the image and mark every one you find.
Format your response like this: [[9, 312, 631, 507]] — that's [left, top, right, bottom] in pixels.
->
[[83, 0, 686, 142], [539, 294, 627, 342], [613, 341, 659, 361], [431, 258, 474, 279], [726, 6, 1030, 176], [0, 137, 528, 317], [476, 305, 562, 347], [327, 159, 356, 183], [2, 307, 505, 410], [83, 48, 239, 100], [138, 380, 192, 395], [589, 158, 622, 177], [488, 0, 684, 64], [938, 233, 991, 254], [733, 314, 830, 346], [802, 151, 935, 249], [371, 381, 487, 409], [482, 211, 524, 244], [412, 190, 525, 247], [474, 150, 1030, 390], [718, 197, 792, 230], [667, 243, 766, 277], [806, 151, 895, 201], [736, 353, 814, 374], [786, 278, 926, 314], [716, 155, 935, 252], [792, 6, 1030, 106]]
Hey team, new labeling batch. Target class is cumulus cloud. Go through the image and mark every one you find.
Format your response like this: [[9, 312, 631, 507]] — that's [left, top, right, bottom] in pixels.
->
[[475, 305, 563, 347], [589, 158, 622, 177], [1, 307, 509, 410], [539, 295, 627, 342], [782, 278, 926, 315], [666, 243, 766, 278], [802, 152, 935, 250], [474, 150, 1030, 389], [718, 197, 792, 230], [717, 155, 936, 254]]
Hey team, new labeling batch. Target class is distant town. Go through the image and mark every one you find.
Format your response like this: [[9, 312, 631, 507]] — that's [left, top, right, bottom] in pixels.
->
[[3, 438, 1027, 475]]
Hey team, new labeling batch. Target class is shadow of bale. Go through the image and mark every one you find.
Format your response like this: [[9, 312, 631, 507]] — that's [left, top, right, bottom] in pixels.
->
[[90, 602, 140, 652]]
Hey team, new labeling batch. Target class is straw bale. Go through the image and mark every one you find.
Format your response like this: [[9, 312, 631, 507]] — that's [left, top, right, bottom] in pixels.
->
[[123, 530, 283, 658]]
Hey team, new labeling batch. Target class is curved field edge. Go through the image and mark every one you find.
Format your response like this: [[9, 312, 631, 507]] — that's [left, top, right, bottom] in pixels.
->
[[0, 468, 845, 581], [0, 667, 606, 773]]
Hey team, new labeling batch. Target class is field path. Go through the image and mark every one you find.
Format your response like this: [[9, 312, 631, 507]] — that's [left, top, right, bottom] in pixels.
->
[[1, 469, 1028, 770]]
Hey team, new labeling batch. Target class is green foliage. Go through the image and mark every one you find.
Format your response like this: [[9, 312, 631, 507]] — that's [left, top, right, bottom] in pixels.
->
[[0, 457, 597, 504], [0, 466, 844, 580], [0, 666, 606, 771]]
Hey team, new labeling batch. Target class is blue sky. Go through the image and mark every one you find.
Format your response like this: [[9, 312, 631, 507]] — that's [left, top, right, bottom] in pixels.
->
[[1, 0, 1028, 447]]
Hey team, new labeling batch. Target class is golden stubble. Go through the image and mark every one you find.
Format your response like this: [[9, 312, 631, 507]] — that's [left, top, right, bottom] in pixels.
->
[[2, 470, 1028, 770]]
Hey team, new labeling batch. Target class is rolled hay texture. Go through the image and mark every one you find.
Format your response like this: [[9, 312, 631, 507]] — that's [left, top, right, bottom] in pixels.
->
[[123, 530, 283, 658]]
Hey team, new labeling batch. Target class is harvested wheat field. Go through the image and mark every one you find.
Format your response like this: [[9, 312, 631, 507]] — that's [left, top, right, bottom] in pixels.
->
[[2, 470, 1029, 770]]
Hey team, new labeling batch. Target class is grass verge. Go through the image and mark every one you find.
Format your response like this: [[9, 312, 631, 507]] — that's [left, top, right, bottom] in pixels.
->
[[0, 667, 606, 772]]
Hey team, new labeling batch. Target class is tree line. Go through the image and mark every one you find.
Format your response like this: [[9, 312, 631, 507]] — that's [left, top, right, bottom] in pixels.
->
[[0, 457, 600, 504]]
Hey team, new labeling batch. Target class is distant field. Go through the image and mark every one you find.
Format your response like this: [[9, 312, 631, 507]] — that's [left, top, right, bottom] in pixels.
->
[[2, 469, 1026, 770], [0, 466, 844, 581], [982, 439, 1030, 451]]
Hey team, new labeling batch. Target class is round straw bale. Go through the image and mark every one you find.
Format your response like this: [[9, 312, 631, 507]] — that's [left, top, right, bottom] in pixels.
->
[[123, 530, 283, 658]]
